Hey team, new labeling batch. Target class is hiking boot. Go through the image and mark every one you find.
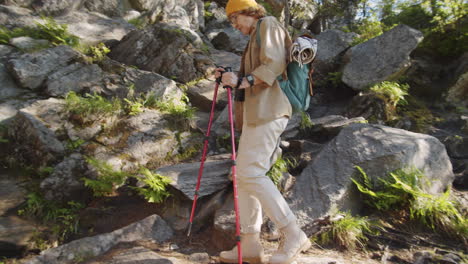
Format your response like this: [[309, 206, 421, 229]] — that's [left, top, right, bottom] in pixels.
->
[[269, 221, 311, 264], [219, 233, 265, 263]]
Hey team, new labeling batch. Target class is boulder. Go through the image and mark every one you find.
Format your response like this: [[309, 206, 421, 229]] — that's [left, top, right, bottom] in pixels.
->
[[342, 24, 423, 90], [100, 246, 187, 264], [287, 123, 454, 230], [92, 109, 181, 171], [54, 11, 135, 45], [30, 0, 84, 16], [129, 0, 204, 31], [40, 153, 92, 203], [0, 5, 39, 29], [109, 23, 214, 83], [25, 214, 173, 264], [212, 190, 236, 250], [156, 157, 232, 200], [6, 45, 81, 90], [8, 98, 66, 167], [0, 64, 26, 101], [446, 53, 468, 108], [0, 0, 34, 7], [345, 93, 388, 122], [0, 44, 19, 61], [83, 0, 123, 18], [208, 28, 249, 54], [0, 98, 36, 124], [9, 36, 50, 51], [186, 79, 227, 112], [313, 29, 357, 75], [45, 63, 103, 97], [203, 1, 229, 31]]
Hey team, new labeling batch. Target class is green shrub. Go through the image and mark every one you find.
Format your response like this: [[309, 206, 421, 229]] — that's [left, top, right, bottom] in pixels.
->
[[345, 18, 384, 46], [316, 211, 373, 250], [82, 157, 131, 197], [132, 168, 172, 203], [35, 17, 79, 47], [300, 111, 314, 130], [266, 156, 296, 189], [0, 17, 79, 47], [18, 193, 84, 243], [65, 92, 122, 121], [353, 166, 467, 244], [85, 43, 110, 63], [128, 17, 147, 29], [369, 81, 409, 107], [156, 94, 196, 129]]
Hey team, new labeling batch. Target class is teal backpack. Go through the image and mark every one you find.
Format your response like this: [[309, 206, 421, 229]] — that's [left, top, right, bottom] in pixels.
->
[[256, 19, 315, 112]]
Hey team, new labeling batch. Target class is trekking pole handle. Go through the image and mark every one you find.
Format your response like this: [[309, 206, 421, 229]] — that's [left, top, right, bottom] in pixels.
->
[[215, 65, 230, 84], [222, 67, 234, 89]]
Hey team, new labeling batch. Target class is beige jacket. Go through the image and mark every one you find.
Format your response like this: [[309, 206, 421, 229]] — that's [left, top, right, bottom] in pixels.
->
[[240, 16, 292, 126]]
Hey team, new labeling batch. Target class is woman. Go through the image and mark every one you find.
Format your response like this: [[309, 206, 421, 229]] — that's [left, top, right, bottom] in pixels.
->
[[216, 0, 311, 263]]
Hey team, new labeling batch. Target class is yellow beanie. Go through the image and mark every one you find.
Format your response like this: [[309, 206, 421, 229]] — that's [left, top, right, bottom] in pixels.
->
[[225, 0, 258, 17]]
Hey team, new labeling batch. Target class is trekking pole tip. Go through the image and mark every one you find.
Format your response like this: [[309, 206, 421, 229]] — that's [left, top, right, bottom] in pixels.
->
[[187, 223, 193, 237]]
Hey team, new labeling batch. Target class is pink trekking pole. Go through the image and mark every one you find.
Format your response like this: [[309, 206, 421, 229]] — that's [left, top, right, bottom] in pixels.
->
[[187, 67, 243, 264]]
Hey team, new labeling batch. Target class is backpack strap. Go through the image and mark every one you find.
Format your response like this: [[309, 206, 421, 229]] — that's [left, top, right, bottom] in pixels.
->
[[255, 18, 263, 48]]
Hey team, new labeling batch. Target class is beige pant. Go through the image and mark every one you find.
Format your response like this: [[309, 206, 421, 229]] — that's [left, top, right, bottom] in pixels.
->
[[236, 116, 296, 234]]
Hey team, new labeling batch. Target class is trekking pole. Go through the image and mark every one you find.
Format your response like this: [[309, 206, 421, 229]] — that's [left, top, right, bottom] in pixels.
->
[[223, 67, 243, 264], [187, 67, 221, 237]]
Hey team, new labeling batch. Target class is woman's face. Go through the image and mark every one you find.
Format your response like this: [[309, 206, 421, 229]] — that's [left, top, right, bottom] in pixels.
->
[[229, 13, 256, 35]]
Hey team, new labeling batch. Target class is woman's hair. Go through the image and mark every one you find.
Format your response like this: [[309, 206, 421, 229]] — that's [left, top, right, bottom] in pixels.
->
[[231, 5, 266, 19]]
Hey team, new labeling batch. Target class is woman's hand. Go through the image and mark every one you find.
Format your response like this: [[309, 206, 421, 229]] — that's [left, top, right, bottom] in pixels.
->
[[221, 72, 239, 88], [214, 67, 225, 79]]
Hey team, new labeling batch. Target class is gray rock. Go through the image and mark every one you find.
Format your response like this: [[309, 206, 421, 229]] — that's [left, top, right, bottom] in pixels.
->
[[1, 0, 34, 7], [120, 110, 178, 168], [186, 79, 227, 112], [443, 136, 468, 159], [209, 48, 241, 72], [0, 5, 39, 29], [212, 191, 236, 250], [8, 98, 66, 166], [25, 214, 173, 264], [129, 0, 204, 31], [0, 98, 36, 123], [342, 24, 424, 90], [54, 11, 135, 45], [31, 0, 84, 16], [40, 153, 91, 203], [447, 53, 468, 108], [295, 256, 347, 264], [0, 64, 26, 101], [118, 67, 182, 100], [0, 178, 26, 215], [413, 251, 434, 264], [6, 45, 81, 90], [208, 28, 249, 54], [287, 124, 454, 230], [45, 63, 103, 97], [83, 0, 122, 18], [315, 29, 356, 63], [189, 252, 211, 263], [106, 246, 186, 264], [0, 44, 18, 59], [9, 36, 50, 51], [156, 158, 232, 200], [109, 22, 214, 83], [0, 216, 36, 246]]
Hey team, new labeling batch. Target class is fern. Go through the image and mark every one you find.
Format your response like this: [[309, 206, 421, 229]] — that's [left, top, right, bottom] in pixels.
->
[[353, 166, 467, 244], [266, 156, 296, 189], [133, 168, 172, 203], [83, 157, 130, 197], [317, 211, 373, 250]]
